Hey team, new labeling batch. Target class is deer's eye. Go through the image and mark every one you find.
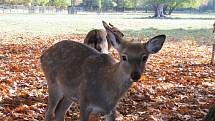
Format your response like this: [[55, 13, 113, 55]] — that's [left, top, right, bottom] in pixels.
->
[[97, 46, 102, 52], [122, 55, 128, 61], [142, 55, 148, 61]]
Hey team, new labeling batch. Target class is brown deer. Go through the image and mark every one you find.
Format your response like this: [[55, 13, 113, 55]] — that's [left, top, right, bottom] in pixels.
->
[[40, 21, 166, 121], [211, 22, 215, 65], [84, 27, 124, 53], [84, 29, 110, 54]]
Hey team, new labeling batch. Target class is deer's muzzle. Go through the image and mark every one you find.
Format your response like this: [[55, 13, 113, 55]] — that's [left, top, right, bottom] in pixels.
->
[[131, 71, 141, 82]]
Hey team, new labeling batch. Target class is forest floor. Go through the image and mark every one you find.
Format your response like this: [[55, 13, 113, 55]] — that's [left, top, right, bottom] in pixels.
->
[[0, 33, 215, 121]]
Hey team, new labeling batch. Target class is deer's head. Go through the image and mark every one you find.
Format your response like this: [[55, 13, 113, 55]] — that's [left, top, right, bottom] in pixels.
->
[[103, 21, 166, 82]]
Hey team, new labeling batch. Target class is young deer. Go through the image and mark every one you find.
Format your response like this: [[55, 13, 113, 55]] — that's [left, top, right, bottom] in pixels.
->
[[84, 29, 110, 54], [84, 27, 124, 53], [40, 21, 166, 121]]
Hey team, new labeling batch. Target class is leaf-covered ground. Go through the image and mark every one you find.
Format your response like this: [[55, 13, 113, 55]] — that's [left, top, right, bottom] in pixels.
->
[[0, 33, 215, 121]]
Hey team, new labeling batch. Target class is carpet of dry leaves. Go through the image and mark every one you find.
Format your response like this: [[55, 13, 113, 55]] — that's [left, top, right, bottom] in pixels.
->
[[0, 33, 215, 121]]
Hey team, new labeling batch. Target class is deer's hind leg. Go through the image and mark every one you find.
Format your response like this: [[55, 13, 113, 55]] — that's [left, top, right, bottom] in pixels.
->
[[55, 97, 73, 121], [45, 78, 63, 121]]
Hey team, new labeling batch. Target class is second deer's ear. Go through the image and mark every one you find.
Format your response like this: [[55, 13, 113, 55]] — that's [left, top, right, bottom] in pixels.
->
[[102, 21, 122, 51], [109, 23, 124, 38]]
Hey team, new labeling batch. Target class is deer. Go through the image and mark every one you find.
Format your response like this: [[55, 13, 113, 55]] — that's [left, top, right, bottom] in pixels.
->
[[84, 26, 124, 53], [211, 22, 215, 65], [40, 21, 166, 121], [84, 29, 110, 54]]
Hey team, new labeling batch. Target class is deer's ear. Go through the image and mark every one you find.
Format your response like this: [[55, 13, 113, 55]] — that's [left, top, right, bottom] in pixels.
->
[[109, 23, 124, 38], [102, 21, 122, 51], [146, 35, 166, 54]]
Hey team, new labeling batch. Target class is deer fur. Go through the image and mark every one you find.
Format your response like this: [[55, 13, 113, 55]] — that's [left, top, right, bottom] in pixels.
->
[[40, 21, 166, 121], [84, 29, 110, 53], [84, 27, 124, 53]]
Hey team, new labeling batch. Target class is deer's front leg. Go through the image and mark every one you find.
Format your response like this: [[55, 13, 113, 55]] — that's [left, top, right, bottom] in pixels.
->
[[80, 101, 92, 121], [105, 108, 116, 121]]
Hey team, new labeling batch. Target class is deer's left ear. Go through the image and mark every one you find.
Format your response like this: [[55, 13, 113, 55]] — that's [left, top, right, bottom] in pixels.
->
[[102, 21, 123, 51], [146, 35, 166, 54]]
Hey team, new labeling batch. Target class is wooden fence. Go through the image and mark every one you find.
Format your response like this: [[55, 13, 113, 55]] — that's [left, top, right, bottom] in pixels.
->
[[0, 5, 68, 14]]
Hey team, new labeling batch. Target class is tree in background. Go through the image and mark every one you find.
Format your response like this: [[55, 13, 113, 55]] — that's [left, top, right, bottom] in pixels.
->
[[96, 0, 102, 13], [146, 0, 169, 17], [163, 0, 185, 15], [46, 0, 70, 7], [32, 0, 49, 6], [83, 0, 97, 11], [91, 0, 102, 12], [103, 0, 116, 11], [0, 0, 213, 13], [48, 0, 54, 5], [83, 0, 116, 11], [55, 0, 69, 8], [142, 0, 208, 18], [115, 0, 124, 11], [124, 0, 138, 10]]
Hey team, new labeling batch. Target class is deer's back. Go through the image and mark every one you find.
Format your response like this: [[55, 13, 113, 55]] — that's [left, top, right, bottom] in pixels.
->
[[40, 40, 99, 82], [40, 40, 117, 101]]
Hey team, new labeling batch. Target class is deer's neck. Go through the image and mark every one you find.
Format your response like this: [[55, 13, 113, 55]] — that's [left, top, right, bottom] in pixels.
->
[[110, 62, 133, 97]]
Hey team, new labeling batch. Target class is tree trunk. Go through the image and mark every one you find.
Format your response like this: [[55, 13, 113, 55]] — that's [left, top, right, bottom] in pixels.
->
[[97, 7, 102, 14], [163, 5, 168, 15], [153, 4, 165, 18], [96, 0, 102, 14], [213, 0, 215, 11], [168, 6, 176, 15], [203, 105, 215, 121], [116, 0, 119, 12]]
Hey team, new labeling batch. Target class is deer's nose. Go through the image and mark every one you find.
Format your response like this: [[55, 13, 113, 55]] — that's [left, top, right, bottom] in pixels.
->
[[131, 71, 141, 82]]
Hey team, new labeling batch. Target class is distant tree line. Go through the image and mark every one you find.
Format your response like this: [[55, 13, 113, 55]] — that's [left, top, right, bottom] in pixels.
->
[[0, 0, 214, 16]]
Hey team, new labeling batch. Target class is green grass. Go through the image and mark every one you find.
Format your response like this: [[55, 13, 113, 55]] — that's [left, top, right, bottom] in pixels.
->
[[0, 13, 215, 43]]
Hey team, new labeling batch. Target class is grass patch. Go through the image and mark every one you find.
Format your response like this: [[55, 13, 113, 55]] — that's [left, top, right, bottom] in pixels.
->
[[0, 13, 214, 43]]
